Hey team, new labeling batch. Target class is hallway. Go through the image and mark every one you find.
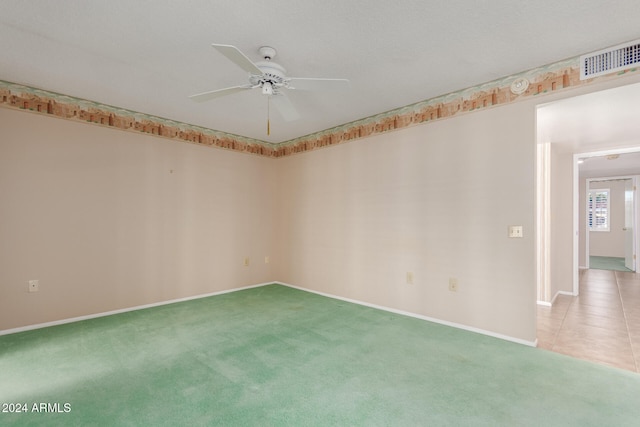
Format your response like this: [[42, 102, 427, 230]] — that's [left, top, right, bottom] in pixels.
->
[[537, 268, 640, 373]]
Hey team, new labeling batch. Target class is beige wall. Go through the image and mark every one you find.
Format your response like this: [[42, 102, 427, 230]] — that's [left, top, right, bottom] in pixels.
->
[[275, 103, 537, 342], [579, 177, 587, 268], [0, 109, 277, 330], [549, 145, 574, 297], [4, 73, 640, 342]]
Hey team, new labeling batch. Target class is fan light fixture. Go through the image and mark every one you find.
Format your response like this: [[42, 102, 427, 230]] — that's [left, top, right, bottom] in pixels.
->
[[262, 82, 274, 96]]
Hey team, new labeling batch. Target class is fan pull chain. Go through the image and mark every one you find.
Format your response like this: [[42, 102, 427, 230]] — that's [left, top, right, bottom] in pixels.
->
[[267, 96, 271, 136]]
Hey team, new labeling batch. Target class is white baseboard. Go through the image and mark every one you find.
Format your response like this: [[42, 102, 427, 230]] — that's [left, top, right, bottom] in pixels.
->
[[537, 290, 575, 307], [0, 281, 273, 336], [1, 280, 538, 348], [552, 291, 575, 304], [274, 281, 537, 347]]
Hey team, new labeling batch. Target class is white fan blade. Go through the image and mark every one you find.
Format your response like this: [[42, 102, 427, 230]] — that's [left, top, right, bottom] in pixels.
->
[[288, 78, 350, 91], [212, 44, 263, 75], [271, 93, 300, 122], [189, 85, 253, 102]]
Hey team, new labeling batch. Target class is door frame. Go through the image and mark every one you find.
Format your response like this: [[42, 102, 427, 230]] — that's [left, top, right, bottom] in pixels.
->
[[584, 175, 637, 272], [573, 148, 640, 295]]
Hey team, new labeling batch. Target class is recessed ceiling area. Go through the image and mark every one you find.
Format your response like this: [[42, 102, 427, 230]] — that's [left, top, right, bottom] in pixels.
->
[[537, 82, 640, 152], [2, 1, 640, 143], [537, 81, 640, 178], [580, 150, 640, 178]]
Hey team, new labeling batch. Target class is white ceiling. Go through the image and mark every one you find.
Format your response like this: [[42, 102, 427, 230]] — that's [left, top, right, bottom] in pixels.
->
[[537, 83, 640, 152], [1, 1, 640, 143], [579, 151, 640, 179], [537, 82, 640, 178]]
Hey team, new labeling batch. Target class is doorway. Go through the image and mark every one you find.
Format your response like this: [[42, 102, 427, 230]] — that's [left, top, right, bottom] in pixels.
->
[[572, 149, 640, 294], [535, 81, 640, 371], [584, 174, 637, 273], [536, 81, 640, 303]]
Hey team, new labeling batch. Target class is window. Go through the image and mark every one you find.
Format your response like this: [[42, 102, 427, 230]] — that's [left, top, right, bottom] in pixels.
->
[[588, 189, 610, 231]]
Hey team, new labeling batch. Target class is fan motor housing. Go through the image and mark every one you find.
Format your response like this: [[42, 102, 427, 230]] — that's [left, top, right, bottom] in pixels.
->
[[251, 61, 287, 87]]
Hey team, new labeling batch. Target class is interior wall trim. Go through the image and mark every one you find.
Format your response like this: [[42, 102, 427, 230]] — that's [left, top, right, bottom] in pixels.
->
[[1, 55, 637, 158], [0, 279, 537, 346], [276, 282, 537, 347], [0, 80, 277, 157], [0, 281, 273, 337]]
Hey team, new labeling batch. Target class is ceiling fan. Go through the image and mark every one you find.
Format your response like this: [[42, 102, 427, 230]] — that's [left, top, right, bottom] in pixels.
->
[[189, 44, 350, 133]]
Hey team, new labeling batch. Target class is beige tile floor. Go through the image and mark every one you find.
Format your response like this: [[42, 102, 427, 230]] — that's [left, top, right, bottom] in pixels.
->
[[537, 268, 640, 373]]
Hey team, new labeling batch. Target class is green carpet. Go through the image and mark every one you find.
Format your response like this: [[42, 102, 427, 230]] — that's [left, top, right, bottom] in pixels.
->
[[2, 284, 640, 426], [589, 256, 633, 272]]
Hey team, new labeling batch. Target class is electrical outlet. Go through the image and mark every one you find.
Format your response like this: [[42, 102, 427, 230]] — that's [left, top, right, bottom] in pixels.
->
[[508, 225, 524, 238], [265, 256, 270, 264], [448, 277, 458, 292], [28, 280, 39, 293], [244, 257, 250, 267], [406, 272, 414, 285]]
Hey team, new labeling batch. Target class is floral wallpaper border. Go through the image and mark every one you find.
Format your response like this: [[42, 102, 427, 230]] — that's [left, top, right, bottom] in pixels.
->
[[1, 56, 637, 158]]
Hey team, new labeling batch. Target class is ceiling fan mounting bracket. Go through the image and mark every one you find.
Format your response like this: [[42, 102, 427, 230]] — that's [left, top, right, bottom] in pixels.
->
[[259, 46, 277, 60]]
